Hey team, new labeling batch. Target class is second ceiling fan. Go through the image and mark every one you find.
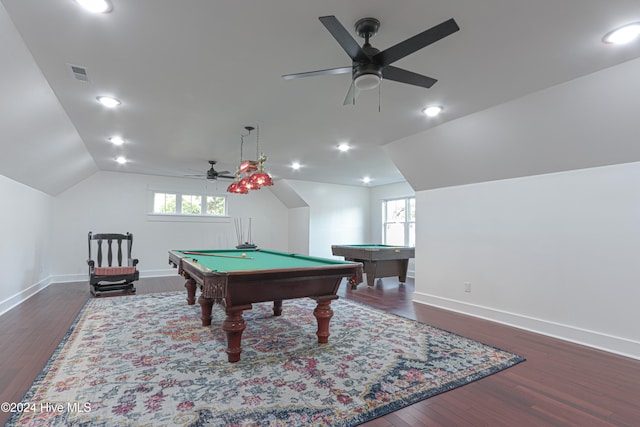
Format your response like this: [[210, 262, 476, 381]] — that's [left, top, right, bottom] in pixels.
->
[[185, 160, 235, 180], [283, 15, 459, 105]]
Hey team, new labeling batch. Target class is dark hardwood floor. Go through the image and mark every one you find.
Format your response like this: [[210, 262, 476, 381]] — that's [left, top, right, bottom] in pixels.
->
[[1, 277, 638, 426]]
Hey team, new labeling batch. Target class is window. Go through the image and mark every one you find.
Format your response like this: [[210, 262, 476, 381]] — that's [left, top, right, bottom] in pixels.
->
[[206, 196, 225, 215], [181, 195, 202, 215], [152, 192, 226, 216], [154, 193, 176, 214], [382, 197, 415, 246]]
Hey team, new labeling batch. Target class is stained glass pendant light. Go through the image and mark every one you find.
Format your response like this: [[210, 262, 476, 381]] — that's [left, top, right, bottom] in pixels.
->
[[227, 125, 273, 193]]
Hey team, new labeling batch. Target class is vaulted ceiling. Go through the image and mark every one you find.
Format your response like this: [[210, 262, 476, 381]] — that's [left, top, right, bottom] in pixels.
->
[[1, 0, 640, 195]]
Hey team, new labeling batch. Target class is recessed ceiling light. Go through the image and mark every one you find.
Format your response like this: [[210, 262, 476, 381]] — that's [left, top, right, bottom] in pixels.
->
[[362, 176, 371, 184], [291, 162, 301, 170], [109, 136, 124, 145], [337, 143, 351, 152], [97, 96, 121, 108], [422, 106, 443, 117], [75, 0, 112, 13], [603, 23, 640, 44], [116, 156, 127, 164]]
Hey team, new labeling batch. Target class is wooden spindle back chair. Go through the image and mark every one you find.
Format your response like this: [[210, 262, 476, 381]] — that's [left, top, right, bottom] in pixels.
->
[[87, 232, 139, 296]]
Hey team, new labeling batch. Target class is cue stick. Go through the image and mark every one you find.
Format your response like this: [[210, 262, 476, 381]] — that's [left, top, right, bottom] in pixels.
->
[[183, 251, 253, 260]]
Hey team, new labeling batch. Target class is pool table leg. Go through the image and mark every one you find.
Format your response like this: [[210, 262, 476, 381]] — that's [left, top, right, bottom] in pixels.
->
[[223, 304, 252, 363], [198, 295, 214, 326], [313, 299, 334, 344], [364, 263, 377, 287], [184, 277, 197, 305], [273, 300, 282, 316], [398, 259, 409, 284]]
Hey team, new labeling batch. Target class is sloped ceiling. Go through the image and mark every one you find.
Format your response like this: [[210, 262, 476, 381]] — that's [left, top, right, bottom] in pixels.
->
[[0, 3, 97, 195], [1, 0, 640, 196], [384, 57, 640, 191]]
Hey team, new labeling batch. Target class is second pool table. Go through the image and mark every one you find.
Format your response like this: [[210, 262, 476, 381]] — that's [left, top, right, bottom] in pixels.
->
[[331, 244, 415, 288], [168, 248, 363, 362]]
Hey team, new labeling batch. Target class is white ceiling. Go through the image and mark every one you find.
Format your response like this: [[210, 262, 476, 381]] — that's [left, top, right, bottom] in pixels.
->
[[2, 0, 640, 195]]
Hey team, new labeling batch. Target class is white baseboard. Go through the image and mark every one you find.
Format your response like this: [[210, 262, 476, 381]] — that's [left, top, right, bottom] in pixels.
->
[[413, 292, 640, 361], [0, 276, 53, 317], [0, 270, 181, 317], [52, 269, 179, 284], [141, 269, 179, 278], [52, 273, 86, 283]]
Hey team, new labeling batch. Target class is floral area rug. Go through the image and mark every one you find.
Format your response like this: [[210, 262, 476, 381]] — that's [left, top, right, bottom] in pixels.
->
[[8, 292, 524, 426]]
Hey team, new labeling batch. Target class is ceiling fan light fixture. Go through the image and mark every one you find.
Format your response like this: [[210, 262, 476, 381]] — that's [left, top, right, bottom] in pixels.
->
[[603, 23, 640, 44], [354, 72, 381, 90]]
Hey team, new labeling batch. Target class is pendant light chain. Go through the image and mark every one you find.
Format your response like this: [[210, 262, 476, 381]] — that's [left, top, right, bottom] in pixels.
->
[[256, 124, 260, 159]]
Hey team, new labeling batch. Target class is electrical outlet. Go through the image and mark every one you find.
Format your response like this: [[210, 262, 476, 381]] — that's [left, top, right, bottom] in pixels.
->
[[464, 282, 471, 293]]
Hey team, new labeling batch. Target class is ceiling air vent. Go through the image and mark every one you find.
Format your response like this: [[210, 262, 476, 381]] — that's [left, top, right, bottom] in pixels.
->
[[68, 64, 90, 82]]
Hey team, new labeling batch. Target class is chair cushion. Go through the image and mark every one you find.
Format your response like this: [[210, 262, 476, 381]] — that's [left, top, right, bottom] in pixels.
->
[[94, 266, 137, 276]]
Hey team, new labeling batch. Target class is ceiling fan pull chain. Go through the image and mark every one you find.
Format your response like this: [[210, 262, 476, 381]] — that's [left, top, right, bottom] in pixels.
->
[[378, 83, 381, 113]]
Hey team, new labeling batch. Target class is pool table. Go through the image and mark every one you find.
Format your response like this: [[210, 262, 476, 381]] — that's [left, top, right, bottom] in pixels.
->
[[168, 248, 363, 362], [331, 244, 415, 288]]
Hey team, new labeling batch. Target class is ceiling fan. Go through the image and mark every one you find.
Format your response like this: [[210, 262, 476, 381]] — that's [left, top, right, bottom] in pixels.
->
[[282, 15, 460, 105], [185, 160, 235, 180]]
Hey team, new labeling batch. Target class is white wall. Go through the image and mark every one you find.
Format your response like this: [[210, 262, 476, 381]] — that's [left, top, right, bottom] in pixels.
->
[[51, 171, 289, 280], [284, 181, 370, 258], [0, 175, 53, 315], [414, 162, 640, 359], [288, 206, 310, 255]]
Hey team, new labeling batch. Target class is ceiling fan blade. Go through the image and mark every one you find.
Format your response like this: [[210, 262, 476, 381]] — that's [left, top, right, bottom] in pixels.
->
[[373, 18, 459, 67], [282, 66, 352, 80], [218, 174, 235, 180], [319, 15, 367, 61], [342, 80, 360, 106], [383, 66, 437, 88]]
